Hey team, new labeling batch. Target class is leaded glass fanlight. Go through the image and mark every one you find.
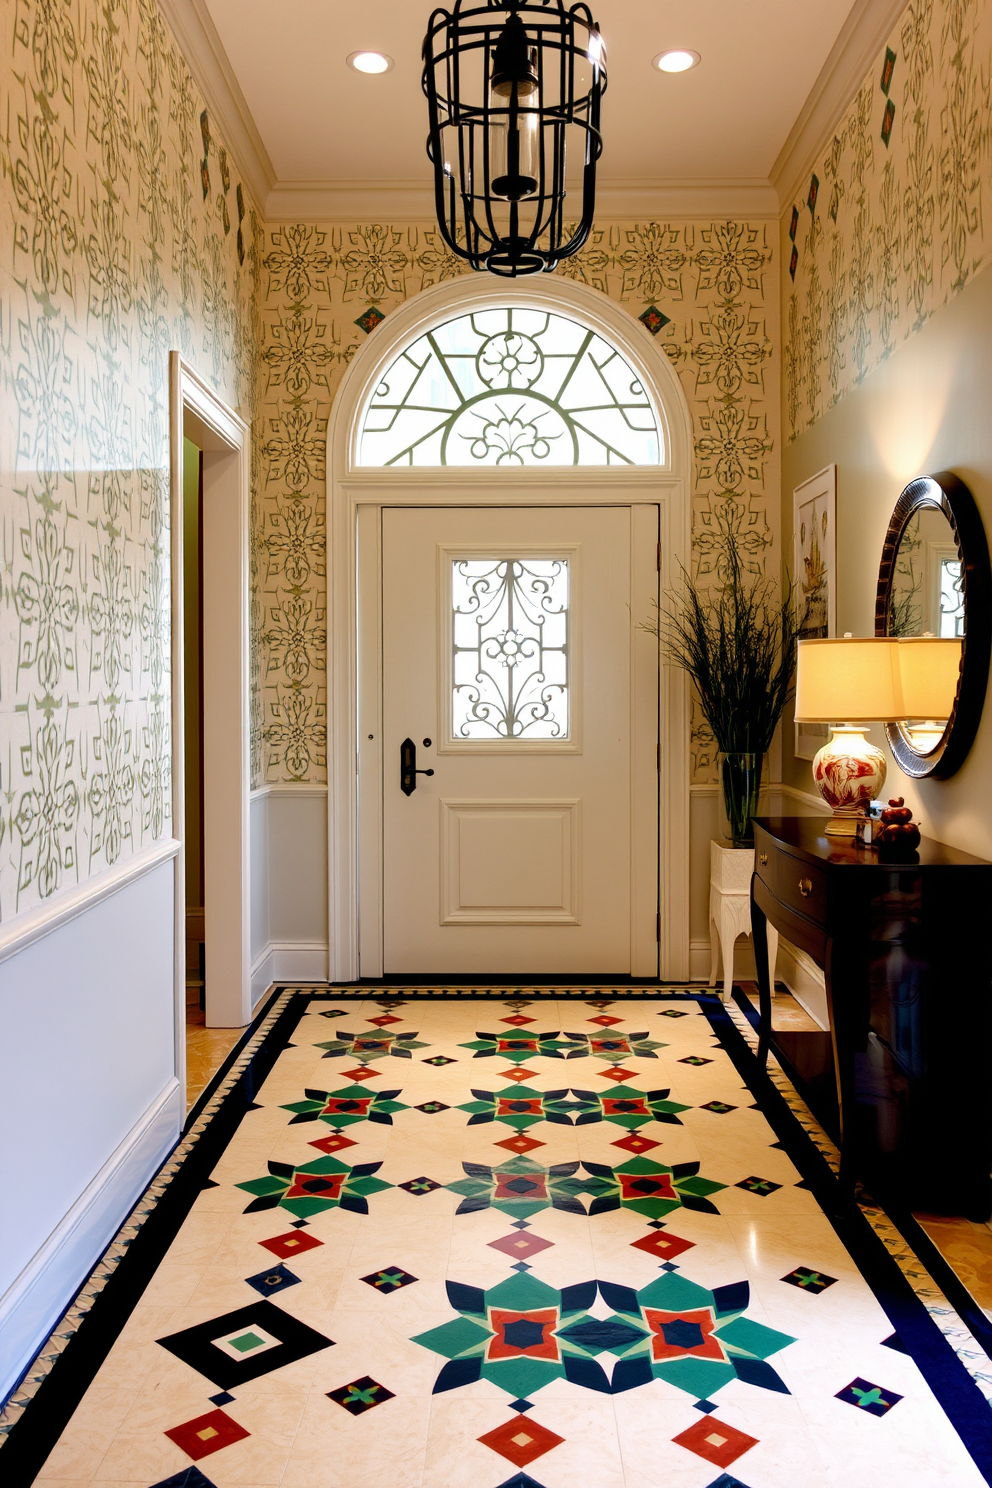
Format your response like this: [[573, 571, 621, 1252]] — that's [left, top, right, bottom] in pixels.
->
[[358, 306, 662, 466]]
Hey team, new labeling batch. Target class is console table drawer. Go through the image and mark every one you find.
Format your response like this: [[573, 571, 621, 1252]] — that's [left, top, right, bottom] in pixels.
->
[[774, 853, 827, 924]]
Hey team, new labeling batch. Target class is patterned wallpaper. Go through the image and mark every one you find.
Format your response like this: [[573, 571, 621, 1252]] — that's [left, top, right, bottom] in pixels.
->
[[784, 0, 992, 441], [258, 219, 778, 784], [0, 0, 260, 917]]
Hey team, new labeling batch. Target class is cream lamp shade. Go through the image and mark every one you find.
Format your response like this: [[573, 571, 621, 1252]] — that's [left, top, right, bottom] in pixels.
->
[[896, 636, 962, 718], [794, 637, 906, 722]]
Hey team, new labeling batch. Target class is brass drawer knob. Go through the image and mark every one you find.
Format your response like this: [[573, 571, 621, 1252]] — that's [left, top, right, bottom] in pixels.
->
[[758, 852, 768, 866], [798, 877, 813, 898]]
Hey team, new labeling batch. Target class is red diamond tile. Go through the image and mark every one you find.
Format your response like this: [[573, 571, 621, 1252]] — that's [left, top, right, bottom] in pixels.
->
[[589, 1014, 623, 1026], [672, 1416, 758, 1469], [165, 1409, 250, 1461], [495, 1134, 545, 1155], [342, 1065, 379, 1082], [503, 1066, 539, 1083], [367, 1014, 402, 1027], [478, 1417, 565, 1467], [598, 1066, 636, 1083], [631, 1230, 696, 1261], [259, 1230, 324, 1259], [489, 1232, 555, 1260], [501, 1014, 536, 1026], [612, 1132, 660, 1154], [309, 1133, 357, 1154]]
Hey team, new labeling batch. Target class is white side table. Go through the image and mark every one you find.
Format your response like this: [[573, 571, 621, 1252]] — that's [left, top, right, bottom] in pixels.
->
[[709, 839, 778, 1003]]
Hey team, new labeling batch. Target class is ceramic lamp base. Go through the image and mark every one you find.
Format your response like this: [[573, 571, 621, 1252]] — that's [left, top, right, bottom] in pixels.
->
[[811, 726, 887, 834]]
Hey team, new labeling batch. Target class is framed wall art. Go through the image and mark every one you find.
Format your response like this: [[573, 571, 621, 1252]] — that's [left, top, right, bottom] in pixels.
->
[[793, 465, 837, 761]]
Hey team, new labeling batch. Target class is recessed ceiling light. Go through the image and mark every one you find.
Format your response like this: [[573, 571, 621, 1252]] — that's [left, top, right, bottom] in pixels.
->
[[653, 49, 700, 74], [347, 50, 394, 74]]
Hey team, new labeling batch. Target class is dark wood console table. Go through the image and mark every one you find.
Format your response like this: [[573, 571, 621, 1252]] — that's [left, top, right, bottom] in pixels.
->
[[751, 816, 992, 1217]]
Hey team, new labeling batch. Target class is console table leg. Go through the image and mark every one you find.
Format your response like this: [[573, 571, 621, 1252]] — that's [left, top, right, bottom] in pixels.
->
[[751, 879, 772, 1068]]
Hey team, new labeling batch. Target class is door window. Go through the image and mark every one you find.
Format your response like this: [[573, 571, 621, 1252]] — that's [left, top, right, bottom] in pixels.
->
[[451, 557, 569, 740]]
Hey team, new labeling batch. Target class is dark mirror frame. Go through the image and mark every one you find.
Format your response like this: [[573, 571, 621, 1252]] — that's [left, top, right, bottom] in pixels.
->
[[875, 471, 991, 778]]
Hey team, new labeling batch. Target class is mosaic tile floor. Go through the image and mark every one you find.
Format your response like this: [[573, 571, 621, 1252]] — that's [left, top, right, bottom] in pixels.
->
[[12, 990, 992, 1488]]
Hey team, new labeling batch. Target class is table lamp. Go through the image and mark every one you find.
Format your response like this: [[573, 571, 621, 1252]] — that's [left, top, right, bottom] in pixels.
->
[[794, 637, 905, 834], [896, 635, 962, 752]]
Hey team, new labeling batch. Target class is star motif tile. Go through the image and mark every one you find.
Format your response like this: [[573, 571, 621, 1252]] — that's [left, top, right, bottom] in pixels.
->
[[327, 1375, 395, 1414], [244, 1264, 301, 1299], [631, 1231, 696, 1261], [612, 1133, 660, 1154], [307, 1133, 357, 1154], [157, 1302, 333, 1389], [588, 1014, 623, 1026], [781, 1266, 837, 1294], [496, 1134, 546, 1155], [598, 1066, 636, 1082], [478, 1416, 565, 1467], [164, 1409, 250, 1462], [735, 1176, 781, 1195], [361, 1267, 418, 1293], [489, 1233, 555, 1261], [835, 1377, 903, 1416], [258, 1231, 323, 1260], [671, 1415, 758, 1469], [399, 1176, 443, 1195]]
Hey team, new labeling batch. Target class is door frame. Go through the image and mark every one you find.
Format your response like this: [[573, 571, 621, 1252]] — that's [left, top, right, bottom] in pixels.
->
[[326, 277, 692, 981], [169, 353, 252, 1033]]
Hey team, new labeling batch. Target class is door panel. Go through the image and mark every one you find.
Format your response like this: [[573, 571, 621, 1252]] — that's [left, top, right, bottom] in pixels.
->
[[379, 505, 657, 974]]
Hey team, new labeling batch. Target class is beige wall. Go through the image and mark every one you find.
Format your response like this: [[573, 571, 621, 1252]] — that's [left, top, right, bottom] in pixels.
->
[[782, 253, 992, 861]]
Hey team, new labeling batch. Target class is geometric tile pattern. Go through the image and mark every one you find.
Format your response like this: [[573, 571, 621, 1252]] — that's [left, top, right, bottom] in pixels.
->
[[459, 1030, 668, 1062], [456, 1084, 690, 1132], [163, 1411, 250, 1462], [445, 1155, 726, 1221], [156, 1302, 334, 1389], [361, 1267, 419, 1293], [235, 1157, 392, 1217], [835, 1377, 903, 1416], [671, 1414, 759, 1468], [313, 1032, 429, 1060], [326, 1376, 395, 1414], [280, 1084, 408, 1128], [781, 1266, 837, 1294], [478, 1415, 565, 1466]]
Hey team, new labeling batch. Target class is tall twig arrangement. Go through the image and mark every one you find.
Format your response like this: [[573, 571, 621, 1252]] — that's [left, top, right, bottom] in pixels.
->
[[645, 530, 806, 754]]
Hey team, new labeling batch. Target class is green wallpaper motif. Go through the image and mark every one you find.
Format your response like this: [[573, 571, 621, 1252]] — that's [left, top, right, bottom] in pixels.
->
[[258, 219, 778, 783], [0, 0, 260, 915], [784, 0, 992, 441]]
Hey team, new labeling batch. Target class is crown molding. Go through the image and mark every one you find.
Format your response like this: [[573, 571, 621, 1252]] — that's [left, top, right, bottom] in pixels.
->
[[157, 0, 275, 211], [265, 176, 779, 223], [772, 0, 908, 211]]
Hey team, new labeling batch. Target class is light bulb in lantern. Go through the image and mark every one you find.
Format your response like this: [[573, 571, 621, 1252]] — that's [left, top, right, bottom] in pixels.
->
[[489, 14, 540, 201]]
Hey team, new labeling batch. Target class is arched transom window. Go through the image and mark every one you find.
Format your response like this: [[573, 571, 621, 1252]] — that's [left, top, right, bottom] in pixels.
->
[[358, 307, 663, 467]]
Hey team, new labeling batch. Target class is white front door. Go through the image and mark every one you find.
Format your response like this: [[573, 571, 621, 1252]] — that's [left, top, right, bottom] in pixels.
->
[[376, 504, 659, 975]]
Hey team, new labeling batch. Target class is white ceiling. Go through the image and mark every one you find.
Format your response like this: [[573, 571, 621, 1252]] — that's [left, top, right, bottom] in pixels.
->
[[204, 0, 859, 189]]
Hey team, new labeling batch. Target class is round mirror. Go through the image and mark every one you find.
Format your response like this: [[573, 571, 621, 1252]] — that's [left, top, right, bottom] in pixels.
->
[[875, 472, 991, 778]]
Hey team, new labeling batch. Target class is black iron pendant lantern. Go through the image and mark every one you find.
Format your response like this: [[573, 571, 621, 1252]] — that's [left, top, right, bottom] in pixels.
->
[[423, 0, 607, 277]]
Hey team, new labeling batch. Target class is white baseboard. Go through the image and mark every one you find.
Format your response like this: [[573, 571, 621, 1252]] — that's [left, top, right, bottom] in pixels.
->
[[0, 1078, 181, 1404], [775, 938, 829, 1030], [251, 941, 330, 1005]]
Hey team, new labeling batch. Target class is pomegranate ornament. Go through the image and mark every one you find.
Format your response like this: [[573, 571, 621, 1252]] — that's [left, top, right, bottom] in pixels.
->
[[876, 797, 921, 858]]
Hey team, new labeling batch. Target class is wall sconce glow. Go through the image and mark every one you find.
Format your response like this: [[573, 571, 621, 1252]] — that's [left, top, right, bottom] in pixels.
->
[[347, 51, 394, 74], [653, 49, 700, 73]]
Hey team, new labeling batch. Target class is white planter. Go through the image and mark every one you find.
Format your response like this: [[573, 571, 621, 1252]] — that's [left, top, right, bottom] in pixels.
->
[[708, 840, 778, 1002]]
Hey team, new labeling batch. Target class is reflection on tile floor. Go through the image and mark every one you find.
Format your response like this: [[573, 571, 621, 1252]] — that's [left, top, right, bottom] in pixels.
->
[[32, 993, 991, 1487], [186, 1008, 245, 1113]]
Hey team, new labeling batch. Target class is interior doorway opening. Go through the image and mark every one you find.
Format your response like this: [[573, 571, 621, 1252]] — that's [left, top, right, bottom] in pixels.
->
[[169, 355, 252, 1116]]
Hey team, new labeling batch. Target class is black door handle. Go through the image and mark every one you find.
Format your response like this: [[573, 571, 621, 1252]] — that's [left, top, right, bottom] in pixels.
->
[[400, 737, 434, 796]]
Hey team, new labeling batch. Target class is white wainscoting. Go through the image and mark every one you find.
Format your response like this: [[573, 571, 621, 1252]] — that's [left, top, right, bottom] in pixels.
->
[[250, 786, 329, 1004], [0, 852, 179, 1404]]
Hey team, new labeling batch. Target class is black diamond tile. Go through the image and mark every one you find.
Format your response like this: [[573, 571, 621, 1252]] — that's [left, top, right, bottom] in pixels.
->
[[781, 1266, 837, 1294], [157, 1301, 333, 1389], [151, 1471, 220, 1488], [245, 1264, 301, 1299], [208, 1392, 234, 1407], [327, 1374, 395, 1415], [735, 1176, 781, 1196], [699, 1101, 737, 1114], [415, 1101, 450, 1114], [399, 1176, 442, 1195], [423, 1055, 456, 1066], [361, 1267, 418, 1293], [679, 1056, 712, 1066]]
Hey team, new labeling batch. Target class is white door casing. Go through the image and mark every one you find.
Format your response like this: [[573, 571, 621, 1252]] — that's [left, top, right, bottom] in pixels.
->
[[378, 505, 658, 974], [327, 275, 692, 981]]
